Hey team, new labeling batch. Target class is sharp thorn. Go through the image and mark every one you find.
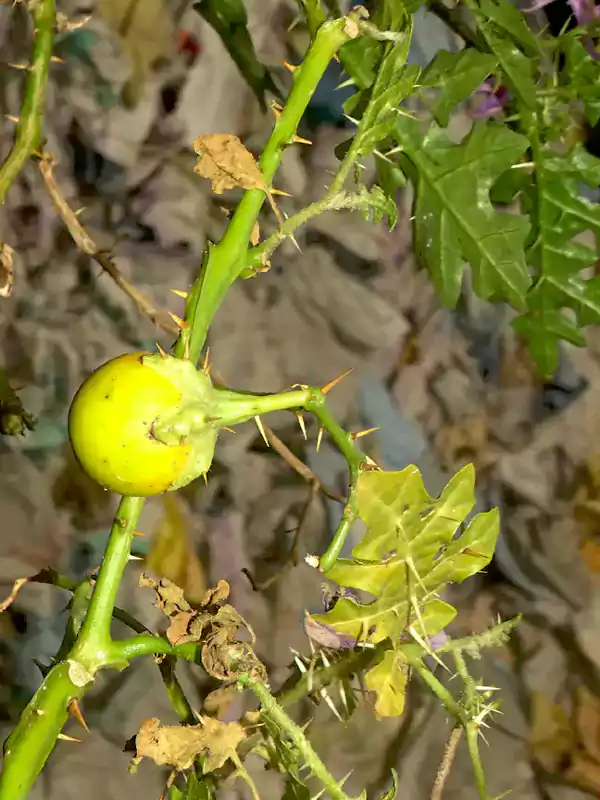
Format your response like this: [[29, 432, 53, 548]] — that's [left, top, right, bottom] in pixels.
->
[[51, 55, 66, 63], [293, 134, 312, 145], [321, 368, 352, 395], [270, 187, 293, 197], [296, 413, 307, 440], [58, 733, 81, 743], [202, 347, 211, 374], [254, 415, 270, 447], [202, 472, 208, 485], [170, 289, 188, 299], [7, 62, 29, 70], [221, 426, 236, 433], [316, 427, 324, 452], [289, 233, 302, 253], [132, 530, 145, 537], [128, 554, 144, 561], [73, 207, 85, 216], [282, 60, 297, 73], [351, 426, 379, 440], [167, 311, 188, 330], [155, 342, 168, 358], [5, 115, 19, 123], [68, 698, 89, 732]]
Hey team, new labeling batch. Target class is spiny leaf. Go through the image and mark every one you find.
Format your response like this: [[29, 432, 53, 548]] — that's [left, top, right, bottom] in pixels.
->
[[365, 650, 408, 718], [193, 0, 280, 111], [421, 49, 499, 127], [349, 185, 398, 228], [514, 145, 600, 375], [562, 36, 600, 126], [395, 118, 531, 309], [312, 465, 499, 644]]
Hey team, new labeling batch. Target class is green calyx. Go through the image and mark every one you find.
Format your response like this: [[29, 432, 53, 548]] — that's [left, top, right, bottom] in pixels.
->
[[143, 354, 219, 491], [142, 355, 312, 492]]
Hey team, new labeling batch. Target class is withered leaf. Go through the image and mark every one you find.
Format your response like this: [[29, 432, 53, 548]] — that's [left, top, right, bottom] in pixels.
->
[[203, 686, 238, 719], [193, 135, 266, 195], [139, 573, 195, 644], [136, 716, 246, 773], [0, 243, 14, 298]]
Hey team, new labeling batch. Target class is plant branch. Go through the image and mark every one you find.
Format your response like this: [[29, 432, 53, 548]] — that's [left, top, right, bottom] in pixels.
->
[[0, 662, 84, 800], [244, 191, 372, 273], [177, 16, 359, 363], [109, 633, 199, 664], [0, 0, 55, 203], [238, 674, 359, 800], [304, 390, 367, 572], [70, 495, 145, 668], [430, 724, 463, 800], [38, 154, 178, 337]]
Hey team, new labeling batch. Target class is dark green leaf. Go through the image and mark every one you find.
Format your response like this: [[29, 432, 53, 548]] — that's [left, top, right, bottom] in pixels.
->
[[513, 308, 585, 377], [421, 49, 498, 127], [193, 0, 280, 111], [396, 118, 531, 308], [479, 0, 541, 55]]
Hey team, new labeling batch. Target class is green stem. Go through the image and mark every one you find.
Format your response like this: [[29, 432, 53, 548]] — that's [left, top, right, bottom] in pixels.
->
[[276, 641, 387, 707], [403, 646, 465, 722], [238, 674, 358, 800], [465, 722, 491, 799], [179, 16, 357, 363], [0, 663, 83, 800], [305, 391, 366, 572], [244, 192, 368, 274], [0, 0, 56, 203], [158, 657, 197, 725], [213, 386, 310, 426], [70, 496, 145, 667], [109, 634, 199, 664]]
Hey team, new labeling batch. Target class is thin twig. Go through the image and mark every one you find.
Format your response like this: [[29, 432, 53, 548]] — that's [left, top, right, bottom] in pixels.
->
[[430, 724, 463, 800], [0, 0, 56, 203], [262, 423, 345, 504], [37, 153, 179, 337]]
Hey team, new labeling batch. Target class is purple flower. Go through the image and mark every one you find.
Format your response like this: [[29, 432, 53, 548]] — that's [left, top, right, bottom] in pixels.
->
[[526, 0, 600, 60], [471, 80, 510, 118]]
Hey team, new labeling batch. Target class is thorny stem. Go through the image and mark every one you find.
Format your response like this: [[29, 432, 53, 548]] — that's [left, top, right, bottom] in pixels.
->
[[430, 725, 463, 800], [244, 191, 377, 274], [0, 0, 56, 203], [305, 391, 367, 572], [176, 16, 359, 363], [70, 496, 145, 669], [238, 674, 359, 800], [466, 723, 491, 800]]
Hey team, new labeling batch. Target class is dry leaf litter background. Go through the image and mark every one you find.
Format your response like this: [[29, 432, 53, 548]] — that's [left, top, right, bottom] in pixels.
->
[[0, 1, 599, 799]]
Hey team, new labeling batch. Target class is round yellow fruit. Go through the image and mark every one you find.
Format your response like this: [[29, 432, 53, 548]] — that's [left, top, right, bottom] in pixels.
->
[[68, 352, 191, 496]]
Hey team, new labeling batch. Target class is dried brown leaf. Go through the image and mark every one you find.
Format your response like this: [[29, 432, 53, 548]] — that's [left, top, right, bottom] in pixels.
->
[[0, 243, 14, 298], [193, 135, 266, 195], [135, 716, 246, 773], [203, 686, 238, 719]]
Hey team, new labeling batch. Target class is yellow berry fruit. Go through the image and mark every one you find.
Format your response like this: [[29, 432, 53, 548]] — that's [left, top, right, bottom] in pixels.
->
[[68, 352, 191, 496]]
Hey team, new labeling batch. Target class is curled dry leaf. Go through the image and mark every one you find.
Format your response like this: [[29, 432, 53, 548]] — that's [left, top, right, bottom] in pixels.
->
[[135, 715, 246, 773], [193, 134, 266, 195], [0, 243, 14, 297], [140, 574, 267, 681]]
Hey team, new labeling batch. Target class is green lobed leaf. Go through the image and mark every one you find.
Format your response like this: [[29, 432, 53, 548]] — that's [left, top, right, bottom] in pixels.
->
[[478, 0, 541, 55], [421, 49, 498, 127], [513, 309, 586, 377], [349, 184, 398, 229], [193, 0, 280, 111], [312, 465, 499, 644], [562, 36, 600, 127], [365, 650, 408, 718], [395, 118, 531, 308], [515, 145, 600, 374]]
